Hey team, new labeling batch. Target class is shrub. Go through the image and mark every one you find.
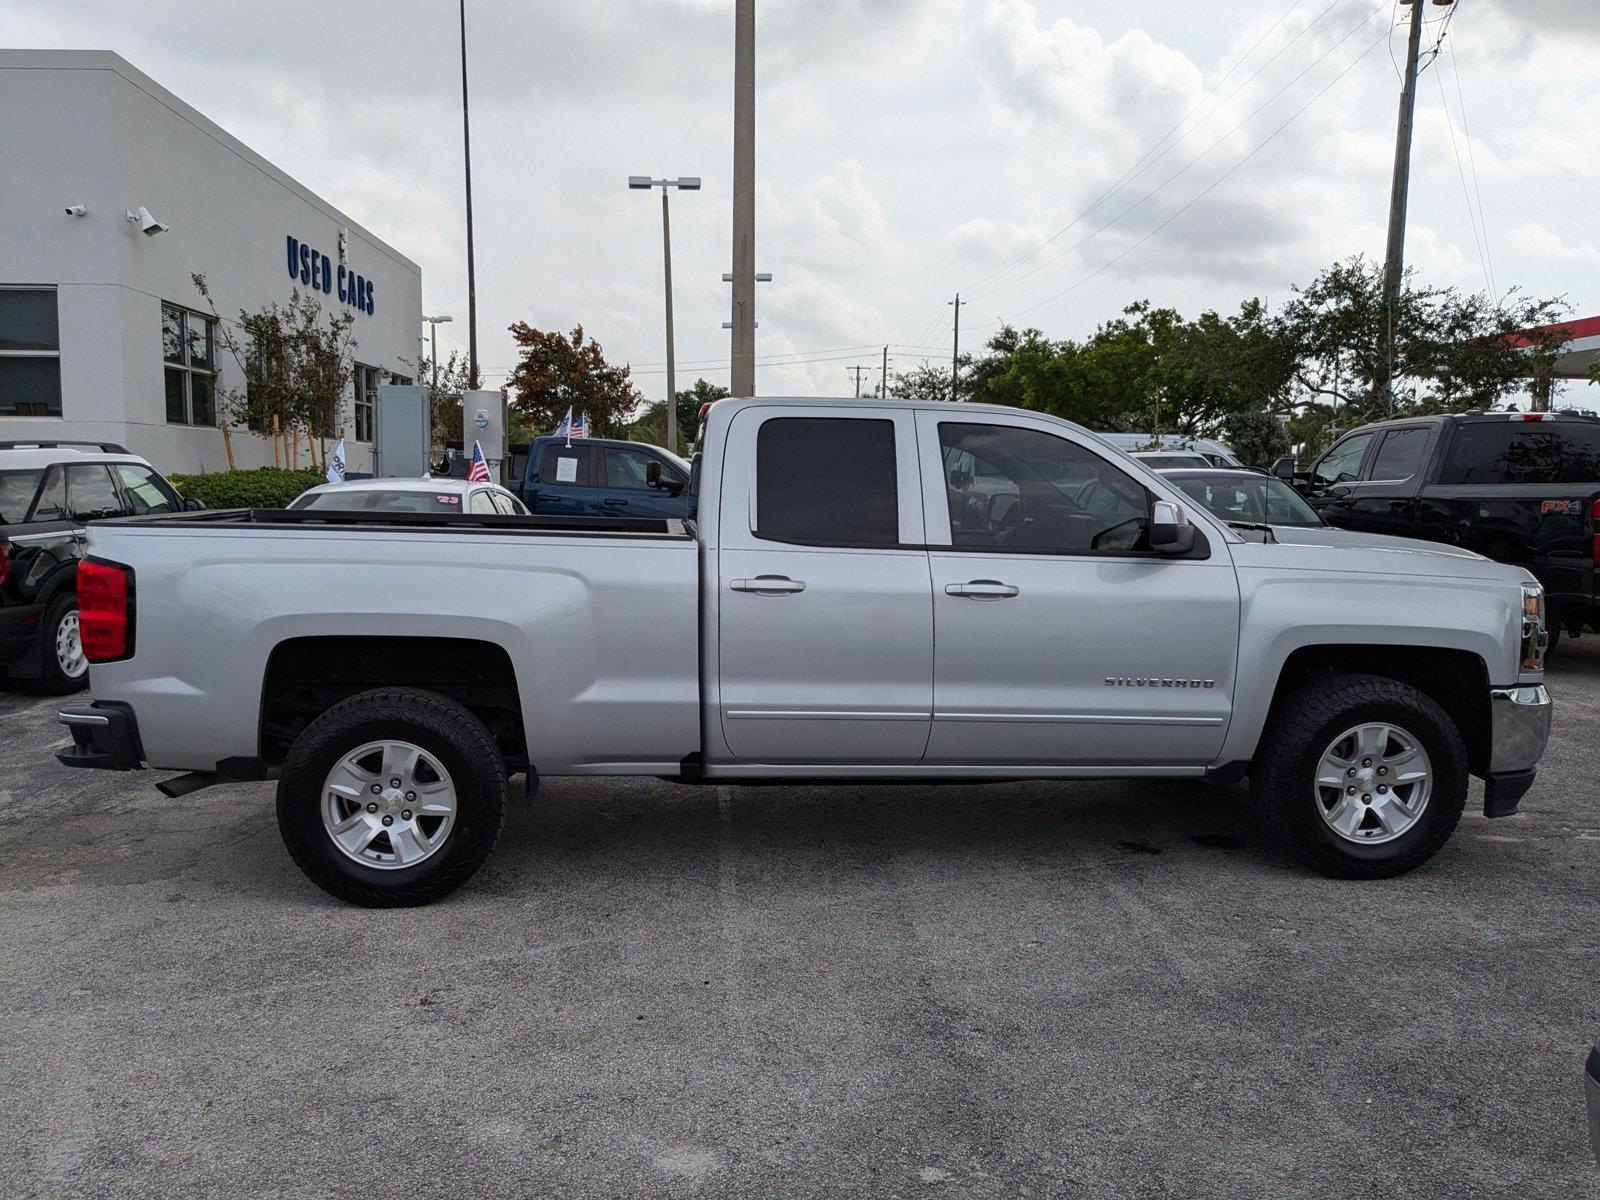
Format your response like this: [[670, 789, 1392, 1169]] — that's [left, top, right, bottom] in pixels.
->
[[167, 466, 324, 509]]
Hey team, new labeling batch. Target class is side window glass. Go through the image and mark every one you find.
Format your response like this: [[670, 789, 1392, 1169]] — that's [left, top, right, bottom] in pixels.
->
[[541, 445, 592, 487], [65, 464, 122, 521], [1312, 433, 1374, 486], [114, 464, 180, 515], [490, 491, 519, 515], [755, 417, 898, 545], [1369, 428, 1429, 481], [603, 446, 662, 491], [468, 490, 497, 514], [938, 423, 1150, 553]]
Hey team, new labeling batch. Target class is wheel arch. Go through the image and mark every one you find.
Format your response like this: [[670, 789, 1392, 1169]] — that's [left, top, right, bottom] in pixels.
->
[[259, 635, 528, 770], [1253, 645, 1493, 777]]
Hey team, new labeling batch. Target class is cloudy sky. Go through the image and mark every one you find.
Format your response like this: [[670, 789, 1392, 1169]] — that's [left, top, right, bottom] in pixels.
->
[[9, 0, 1599, 405]]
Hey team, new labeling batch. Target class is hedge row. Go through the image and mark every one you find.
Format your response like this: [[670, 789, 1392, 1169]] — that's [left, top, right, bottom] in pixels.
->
[[166, 467, 324, 509]]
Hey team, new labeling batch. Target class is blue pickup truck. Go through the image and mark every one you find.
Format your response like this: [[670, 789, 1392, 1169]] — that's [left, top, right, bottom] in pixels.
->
[[517, 436, 694, 519]]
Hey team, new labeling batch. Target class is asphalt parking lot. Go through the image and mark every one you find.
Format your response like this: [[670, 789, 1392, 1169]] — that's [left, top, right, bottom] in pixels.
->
[[2, 652, 1598, 1199]]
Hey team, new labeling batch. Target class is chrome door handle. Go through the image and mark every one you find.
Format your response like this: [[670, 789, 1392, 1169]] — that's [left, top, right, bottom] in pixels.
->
[[731, 576, 806, 595], [602, 498, 628, 507], [945, 580, 1019, 599]]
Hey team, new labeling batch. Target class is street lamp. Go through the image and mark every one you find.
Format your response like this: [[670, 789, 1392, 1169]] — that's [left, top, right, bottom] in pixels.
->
[[629, 175, 701, 455], [422, 315, 453, 392]]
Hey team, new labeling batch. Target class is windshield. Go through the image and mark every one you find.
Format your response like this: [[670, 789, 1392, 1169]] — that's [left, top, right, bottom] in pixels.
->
[[1138, 453, 1212, 469], [290, 489, 467, 513], [0, 468, 45, 524], [1172, 474, 1324, 528]]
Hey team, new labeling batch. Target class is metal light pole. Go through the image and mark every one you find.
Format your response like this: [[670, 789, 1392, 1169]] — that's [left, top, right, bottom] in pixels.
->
[[630, 176, 701, 455], [422, 315, 453, 391], [458, 0, 479, 389]]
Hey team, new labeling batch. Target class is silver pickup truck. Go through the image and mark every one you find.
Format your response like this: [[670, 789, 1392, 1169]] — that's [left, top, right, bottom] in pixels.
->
[[56, 397, 1553, 905]]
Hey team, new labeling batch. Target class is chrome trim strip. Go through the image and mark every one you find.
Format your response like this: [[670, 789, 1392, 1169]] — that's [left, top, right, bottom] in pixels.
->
[[724, 709, 929, 721], [933, 712, 1225, 726]]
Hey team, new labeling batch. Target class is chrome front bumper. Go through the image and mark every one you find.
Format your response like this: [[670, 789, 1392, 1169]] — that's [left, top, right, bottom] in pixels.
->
[[1489, 685, 1552, 774]]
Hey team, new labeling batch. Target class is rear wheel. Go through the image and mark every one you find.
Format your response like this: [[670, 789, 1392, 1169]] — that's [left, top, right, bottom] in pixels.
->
[[276, 688, 506, 906], [1251, 673, 1467, 879], [26, 593, 89, 695]]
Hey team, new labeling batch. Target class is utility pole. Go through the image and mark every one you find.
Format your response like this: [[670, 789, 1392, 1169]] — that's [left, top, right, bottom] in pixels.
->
[[458, 0, 479, 389], [730, 0, 757, 397], [949, 294, 966, 401], [881, 345, 889, 399], [630, 178, 700, 455], [847, 365, 870, 397], [1381, 0, 1446, 411]]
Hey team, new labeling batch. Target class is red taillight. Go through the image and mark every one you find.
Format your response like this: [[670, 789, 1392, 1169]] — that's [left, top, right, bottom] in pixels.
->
[[78, 559, 132, 662], [0, 542, 9, 588]]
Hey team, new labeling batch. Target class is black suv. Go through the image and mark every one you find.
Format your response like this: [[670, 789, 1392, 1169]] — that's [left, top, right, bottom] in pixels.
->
[[1277, 412, 1600, 648], [0, 441, 192, 693]]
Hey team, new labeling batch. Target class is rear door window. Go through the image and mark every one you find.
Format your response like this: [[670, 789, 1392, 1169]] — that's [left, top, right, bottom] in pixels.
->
[[1368, 427, 1430, 482], [29, 467, 66, 521], [468, 490, 497, 514], [1439, 422, 1600, 485], [755, 417, 898, 545], [65, 464, 123, 520], [539, 444, 593, 487], [0, 468, 44, 524]]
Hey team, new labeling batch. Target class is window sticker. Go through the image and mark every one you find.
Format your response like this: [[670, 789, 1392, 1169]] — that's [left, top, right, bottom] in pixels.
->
[[436, 494, 460, 505], [555, 456, 579, 483]]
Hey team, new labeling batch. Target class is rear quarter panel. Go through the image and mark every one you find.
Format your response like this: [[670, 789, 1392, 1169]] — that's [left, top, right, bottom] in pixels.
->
[[84, 525, 700, 774]]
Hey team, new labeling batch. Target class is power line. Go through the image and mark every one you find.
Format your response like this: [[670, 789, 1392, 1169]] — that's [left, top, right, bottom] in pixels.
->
[[958, 0, 1339, 301], [972, 21, 1395, 333], [1434, 43, 1492, 297], [1446, 31, 1495, 298], [965, 0, 1392, 305]]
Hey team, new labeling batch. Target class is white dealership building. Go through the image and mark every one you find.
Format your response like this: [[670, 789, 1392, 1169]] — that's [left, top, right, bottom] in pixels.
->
[[0, 50, 422, 475]]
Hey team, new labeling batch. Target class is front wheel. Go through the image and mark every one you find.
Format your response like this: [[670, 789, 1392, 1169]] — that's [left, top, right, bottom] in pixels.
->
[[276, 688, 507, 906], [1251, 673, 1467, 879]]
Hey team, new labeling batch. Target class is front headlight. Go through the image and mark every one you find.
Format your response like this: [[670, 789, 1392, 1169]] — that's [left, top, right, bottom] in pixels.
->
[[1521, 581, 1546, 671]]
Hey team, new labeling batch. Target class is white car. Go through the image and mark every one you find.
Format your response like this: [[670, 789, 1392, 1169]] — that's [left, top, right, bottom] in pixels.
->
[[1099, 432, 1245, 468], [288, 477, 529, 516]]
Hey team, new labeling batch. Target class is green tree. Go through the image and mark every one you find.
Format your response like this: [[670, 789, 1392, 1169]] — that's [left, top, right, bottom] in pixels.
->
[[506, 323, 642, 438], [193, 272, 357, 460], [1280, 255, 1569, 424], [1219, 410, 1293, 468], [628, 378, 728, 448], [408, 348, 472, 452]]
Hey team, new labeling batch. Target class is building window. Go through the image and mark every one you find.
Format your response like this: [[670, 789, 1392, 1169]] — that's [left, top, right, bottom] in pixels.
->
[[0, 287, 63, 417], [162, 303, 218, 426], [353, 363, 380, 442]]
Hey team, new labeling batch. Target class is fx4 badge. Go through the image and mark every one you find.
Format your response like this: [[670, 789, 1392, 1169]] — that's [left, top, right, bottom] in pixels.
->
[[1106, 676, 1215, 688]]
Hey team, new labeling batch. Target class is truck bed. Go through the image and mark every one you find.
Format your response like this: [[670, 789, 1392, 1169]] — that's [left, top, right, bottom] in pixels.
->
[[81, 508, 702, 776]]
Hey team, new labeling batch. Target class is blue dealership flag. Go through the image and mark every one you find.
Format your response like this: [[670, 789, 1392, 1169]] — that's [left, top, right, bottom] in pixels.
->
[[326, 439, 346, 485]]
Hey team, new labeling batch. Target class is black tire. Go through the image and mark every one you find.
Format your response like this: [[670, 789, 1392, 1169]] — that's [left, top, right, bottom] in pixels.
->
[[276, 688, 507, 907], [25, 593, 90, 695], [1544, 600, 1561, 658], [1250, 672, 1467, 879]]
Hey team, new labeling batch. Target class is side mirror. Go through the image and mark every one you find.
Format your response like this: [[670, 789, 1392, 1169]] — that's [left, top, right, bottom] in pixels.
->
[[646, 460, 686, 495], [1270, 456, 1294, 481], [1149, 499, 1196, 554], [185, 497, 206, 511]]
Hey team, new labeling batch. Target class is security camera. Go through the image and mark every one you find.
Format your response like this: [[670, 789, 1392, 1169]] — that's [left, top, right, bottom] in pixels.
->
[[125, 206, 170, 237], [64, 204, 88, 217]]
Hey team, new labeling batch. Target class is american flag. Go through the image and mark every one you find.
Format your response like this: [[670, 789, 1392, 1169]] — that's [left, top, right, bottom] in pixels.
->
[[554, 407, 588, 446], [467, 440, 491, 483]]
